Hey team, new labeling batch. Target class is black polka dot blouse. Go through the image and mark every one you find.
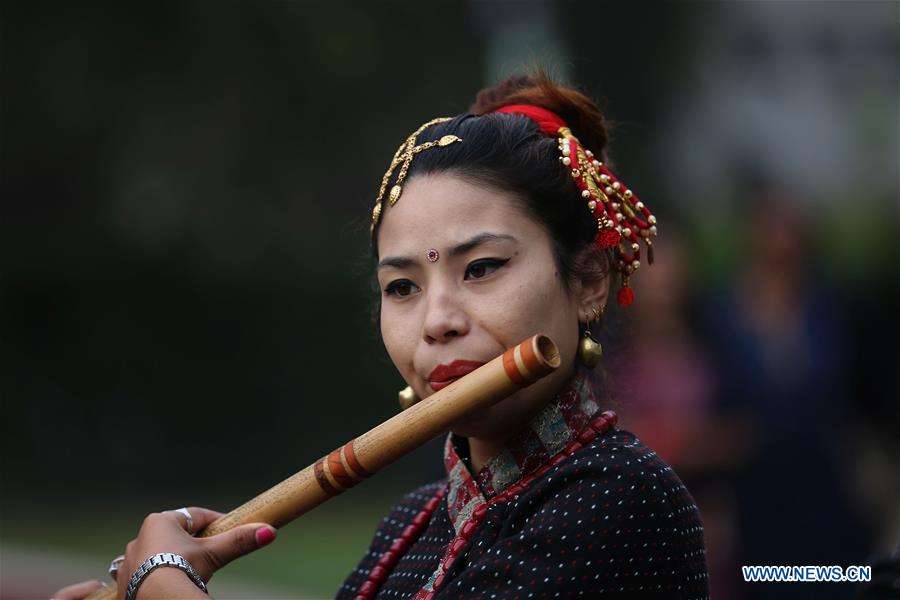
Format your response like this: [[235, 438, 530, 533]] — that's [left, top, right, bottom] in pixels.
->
[[337, 372, 710, 599]]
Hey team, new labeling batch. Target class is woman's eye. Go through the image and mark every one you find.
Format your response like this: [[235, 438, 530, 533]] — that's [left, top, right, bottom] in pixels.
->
[[464, 258, 509, 280], [385, 279, 419, 297]]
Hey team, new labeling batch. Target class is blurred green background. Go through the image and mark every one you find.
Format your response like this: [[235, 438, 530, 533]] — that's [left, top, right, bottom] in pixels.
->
[[2, 2, 897, 599]]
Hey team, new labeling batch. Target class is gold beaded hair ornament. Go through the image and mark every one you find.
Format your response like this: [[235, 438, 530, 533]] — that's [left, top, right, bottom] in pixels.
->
[[370, 117, 462, 235], [494, 104, 657, 307]]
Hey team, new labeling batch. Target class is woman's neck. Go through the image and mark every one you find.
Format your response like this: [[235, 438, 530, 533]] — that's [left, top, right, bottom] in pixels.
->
[[463, 368, 593, 473], [467, 436, 508, 473]]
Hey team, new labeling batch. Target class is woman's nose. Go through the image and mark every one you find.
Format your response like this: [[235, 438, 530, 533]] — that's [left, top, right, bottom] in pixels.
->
[[422, 291, 469, 344]]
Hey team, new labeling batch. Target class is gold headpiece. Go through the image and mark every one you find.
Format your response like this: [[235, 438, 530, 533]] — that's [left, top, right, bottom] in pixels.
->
[[370, 117, 462, 235], [493, 104, 657, 307]]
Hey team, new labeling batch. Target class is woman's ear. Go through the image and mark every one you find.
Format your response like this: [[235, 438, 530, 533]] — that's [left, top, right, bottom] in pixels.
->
[[573, 247, 610, 317]]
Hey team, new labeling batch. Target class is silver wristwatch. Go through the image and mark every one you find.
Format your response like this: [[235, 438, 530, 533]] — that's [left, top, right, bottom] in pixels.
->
[[124, 552, 208, 600]]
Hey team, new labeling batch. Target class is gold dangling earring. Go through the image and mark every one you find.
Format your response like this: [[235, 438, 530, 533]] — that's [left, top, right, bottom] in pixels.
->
[[578, 306, 604, 369], [398, 385, 420, 411]]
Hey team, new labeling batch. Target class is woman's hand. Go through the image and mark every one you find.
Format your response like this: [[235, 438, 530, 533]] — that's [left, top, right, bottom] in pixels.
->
[[114, 507, 276, 599], [51, 507, 276, 600]]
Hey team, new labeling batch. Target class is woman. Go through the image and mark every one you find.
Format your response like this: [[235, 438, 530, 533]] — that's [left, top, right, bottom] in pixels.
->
[[54, 75, 709, 600]]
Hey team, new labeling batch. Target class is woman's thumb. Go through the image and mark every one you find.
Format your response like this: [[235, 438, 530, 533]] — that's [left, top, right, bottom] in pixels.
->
[[206, 523, 277, 567]]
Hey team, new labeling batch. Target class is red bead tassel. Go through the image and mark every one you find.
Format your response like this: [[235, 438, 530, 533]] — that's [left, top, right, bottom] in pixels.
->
[[355, 486, 447, 600], [617, 279, 634, 307]]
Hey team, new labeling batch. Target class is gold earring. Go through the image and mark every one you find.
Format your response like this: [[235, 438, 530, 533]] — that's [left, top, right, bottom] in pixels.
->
[[398, 385, 420, 410], [578, 308, 603, 368]]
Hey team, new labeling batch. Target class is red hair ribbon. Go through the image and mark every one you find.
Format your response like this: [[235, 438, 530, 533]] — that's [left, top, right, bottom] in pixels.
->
[[494, 104, 568, 137]]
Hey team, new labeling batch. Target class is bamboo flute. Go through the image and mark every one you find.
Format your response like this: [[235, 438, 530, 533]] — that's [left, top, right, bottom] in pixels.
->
[[86, 334, 560, 600]]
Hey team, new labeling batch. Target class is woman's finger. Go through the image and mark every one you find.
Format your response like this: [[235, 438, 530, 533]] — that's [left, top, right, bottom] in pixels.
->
[[50, 579, 106, 600], [201, 523, 277, 569], [163, 506, 225, 534]]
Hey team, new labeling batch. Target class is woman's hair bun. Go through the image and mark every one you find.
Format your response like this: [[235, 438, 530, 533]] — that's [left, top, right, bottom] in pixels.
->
[[469, 71, 610, 160]]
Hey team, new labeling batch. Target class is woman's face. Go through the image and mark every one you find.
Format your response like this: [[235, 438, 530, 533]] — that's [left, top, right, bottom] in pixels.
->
[[376, 172, 607, 440]]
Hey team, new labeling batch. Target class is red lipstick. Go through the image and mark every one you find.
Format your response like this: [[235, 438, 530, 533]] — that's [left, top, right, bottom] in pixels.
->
[[427, 359, 485, 392]]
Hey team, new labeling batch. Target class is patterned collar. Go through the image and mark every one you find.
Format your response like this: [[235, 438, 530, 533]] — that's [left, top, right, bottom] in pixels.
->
[[442, 369, 602, 534]]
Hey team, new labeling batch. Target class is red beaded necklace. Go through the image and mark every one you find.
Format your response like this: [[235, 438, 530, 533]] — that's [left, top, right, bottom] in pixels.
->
[[354, 410, 618, 600]]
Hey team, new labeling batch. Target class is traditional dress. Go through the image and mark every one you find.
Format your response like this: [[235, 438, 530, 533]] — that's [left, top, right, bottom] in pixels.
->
[[338, 371, 710, 599]]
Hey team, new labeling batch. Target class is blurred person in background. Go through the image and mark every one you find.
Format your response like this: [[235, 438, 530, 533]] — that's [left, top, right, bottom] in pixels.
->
[[613, 228, 751, 599], [702, 186, 869, 599], [612, 228, 716, 466], [52, 75, 710, 600]]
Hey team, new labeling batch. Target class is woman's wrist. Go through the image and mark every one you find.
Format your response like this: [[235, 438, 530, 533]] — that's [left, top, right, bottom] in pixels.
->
[[124, 552, 209, 600], [136, 566, 209, 600]]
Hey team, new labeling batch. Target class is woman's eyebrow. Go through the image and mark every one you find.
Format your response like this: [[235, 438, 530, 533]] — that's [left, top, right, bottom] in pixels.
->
[[378, 232, 518, 271], [448, 232, 518, 257], [377, 256, 417, 271]]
